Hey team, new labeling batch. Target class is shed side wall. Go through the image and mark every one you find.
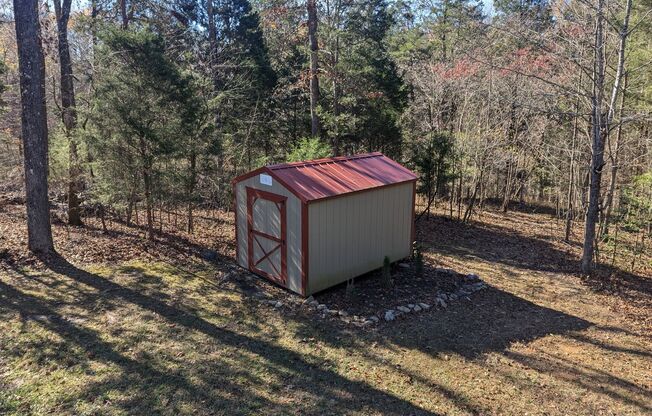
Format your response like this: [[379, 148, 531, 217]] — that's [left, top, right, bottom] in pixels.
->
[[235, 176, 303, 294], [307, 182, 414, 294]]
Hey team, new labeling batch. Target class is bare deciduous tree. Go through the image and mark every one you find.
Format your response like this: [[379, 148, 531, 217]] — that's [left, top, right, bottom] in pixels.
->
[[53, 0, 83, 226]]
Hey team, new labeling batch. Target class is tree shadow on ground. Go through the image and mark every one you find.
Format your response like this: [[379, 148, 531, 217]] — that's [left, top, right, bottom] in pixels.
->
[[301, 271, 651, 414], [418, 213, 652, 303], [305, 271, 594, 361], [418, 213, 579, 273], [379, 286, 592, 358], [0, 253, 440, 416]]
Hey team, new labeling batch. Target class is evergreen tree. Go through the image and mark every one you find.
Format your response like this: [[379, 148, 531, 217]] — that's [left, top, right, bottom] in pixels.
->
[[90, 28, 209, 239], [320, 0, 408, 157]]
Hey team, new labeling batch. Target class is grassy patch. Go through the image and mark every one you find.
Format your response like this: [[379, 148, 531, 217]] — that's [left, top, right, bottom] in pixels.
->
[[1, 209, 651, 415]]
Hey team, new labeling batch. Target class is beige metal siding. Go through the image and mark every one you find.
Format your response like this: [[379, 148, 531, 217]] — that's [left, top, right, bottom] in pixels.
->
[[235, 175, 303, 294], [307, 182, 414, 294]]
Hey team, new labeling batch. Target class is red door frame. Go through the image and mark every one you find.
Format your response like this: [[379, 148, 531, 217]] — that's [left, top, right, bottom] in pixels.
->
[[246, 187, 287, 284]]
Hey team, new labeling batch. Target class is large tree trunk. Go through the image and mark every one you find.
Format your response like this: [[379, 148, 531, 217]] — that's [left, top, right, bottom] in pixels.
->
[[14, 0, 54, 253], [581, 0, 606, 274], [307, 0, 320, 137], [581, 0, 632, 273], [54, 0, 83, 226]]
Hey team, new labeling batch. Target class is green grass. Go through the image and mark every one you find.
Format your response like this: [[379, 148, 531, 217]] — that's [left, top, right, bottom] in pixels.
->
[[1, 210, 651, 415]]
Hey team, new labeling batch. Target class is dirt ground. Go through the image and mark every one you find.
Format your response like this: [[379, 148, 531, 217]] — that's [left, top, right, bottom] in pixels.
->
[[1, 200, 650, 415]]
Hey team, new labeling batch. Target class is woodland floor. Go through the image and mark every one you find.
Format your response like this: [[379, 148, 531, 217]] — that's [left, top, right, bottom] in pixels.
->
[[0, 196, 651, 415]]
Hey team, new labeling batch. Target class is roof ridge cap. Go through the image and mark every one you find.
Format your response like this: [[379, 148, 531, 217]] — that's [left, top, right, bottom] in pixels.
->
[[268, 152, 383, 171]]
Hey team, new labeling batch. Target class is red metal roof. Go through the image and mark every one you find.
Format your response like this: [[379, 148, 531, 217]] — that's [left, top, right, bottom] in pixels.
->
[[260, 152, 417, 203]]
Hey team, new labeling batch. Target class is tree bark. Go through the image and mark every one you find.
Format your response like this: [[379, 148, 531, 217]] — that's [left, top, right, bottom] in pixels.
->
[[601, 74, 628, 237], [581, 0, 632, 273], [307, 0, 320, 137], [187, 151, 197, 233], [139, 137, 154, 240], [501, 159, 512, 213], [331, 34, 340, 156], [14, 0, 54, 253], [120, 0, 129, 29], [581, 0, 606, 274], [207, 0, 216, 51], [54, 0, 83, 226], [565, 70, 582, 242]]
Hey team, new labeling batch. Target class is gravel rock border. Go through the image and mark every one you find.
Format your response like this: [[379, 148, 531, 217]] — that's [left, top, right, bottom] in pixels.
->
[[251, 271, 489, 328]]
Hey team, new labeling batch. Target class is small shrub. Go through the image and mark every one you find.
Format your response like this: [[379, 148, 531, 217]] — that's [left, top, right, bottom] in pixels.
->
[[413, 242, 424, 278], [382, 256, 392, 287], [345, 278, 356, 298]]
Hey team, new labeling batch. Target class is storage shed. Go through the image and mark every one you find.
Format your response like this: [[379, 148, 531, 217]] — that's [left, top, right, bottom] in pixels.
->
[[232, 152, 417, 296]]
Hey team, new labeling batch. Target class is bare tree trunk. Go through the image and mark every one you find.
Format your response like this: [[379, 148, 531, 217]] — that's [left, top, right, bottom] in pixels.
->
[[99, 204, 107, 233], [14, 0, 54, 253], [565, 72, 582, 242], [207, 0, 216, 51], [564, 152, 575, 242], [139, 137, 154, 240], [501, 160, 512, 213], [582, 0, 631, 274], [331, 34, 340, 156], [601, 74, 628, 237], [463, 179, 480, 223], [120, 0, 129, 29], [126, 195, 134, 226], [307, 0, 320, 137], [187, 151, 197, 233], [457, 173, 462, 220], [54, 0, 83, 226], [582, 0, 606, 274]]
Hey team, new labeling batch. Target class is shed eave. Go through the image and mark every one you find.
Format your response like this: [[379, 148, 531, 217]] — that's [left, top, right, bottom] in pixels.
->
[[232, 166, 310, 204], [231, 166, 270, 185], [303, 178, 418, 204]]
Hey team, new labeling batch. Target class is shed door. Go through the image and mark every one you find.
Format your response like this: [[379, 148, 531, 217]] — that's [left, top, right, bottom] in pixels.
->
[[246, 187, 287, 284]]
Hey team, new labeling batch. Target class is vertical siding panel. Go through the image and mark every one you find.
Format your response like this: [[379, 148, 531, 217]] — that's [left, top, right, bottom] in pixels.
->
[[404, 186, 409, 251], [314, 203, 320, 277], [404, 186, 410, 251], [393, 188, 405, 252], [308, 205, 314, 293], [362, 195, 371, 267], [342, 197, 349, 273], [330, 201, 336, 274], [398, 187, 403, 252], [302, 182, 414, 294], [375, 188, 381, 264], [388, 188, 392, 257], [354, 195, 360, 270], [390, 188, 396, 259], [315, 203, 322, 277], [339, 197, 354, 270], [382, 188, 389, 261]]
